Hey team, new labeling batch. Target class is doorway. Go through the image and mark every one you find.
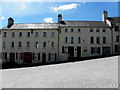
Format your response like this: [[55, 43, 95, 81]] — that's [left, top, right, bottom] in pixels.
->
[[42, 53, 46, 63], [77, 46, 81, 57], [9, 53, 15, 62], [23, 52, 32, 63], [68, 46, 74, 57]]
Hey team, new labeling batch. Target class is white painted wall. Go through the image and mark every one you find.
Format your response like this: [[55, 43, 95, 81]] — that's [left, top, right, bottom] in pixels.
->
[[59, 27, 112, 61], [2, 29, 58, 64]]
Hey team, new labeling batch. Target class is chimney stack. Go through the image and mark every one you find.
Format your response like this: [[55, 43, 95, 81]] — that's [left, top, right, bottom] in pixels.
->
[[102, 10, 108, 23], [7, 17, 14, 28], [58, 14, 62, 23]]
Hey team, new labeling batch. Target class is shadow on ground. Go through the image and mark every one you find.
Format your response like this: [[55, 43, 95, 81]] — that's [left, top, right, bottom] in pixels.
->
[[2, 54, 119, 69]]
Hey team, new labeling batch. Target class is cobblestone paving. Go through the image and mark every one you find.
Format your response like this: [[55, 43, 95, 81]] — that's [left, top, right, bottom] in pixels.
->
[[2, 56, 118, 88]]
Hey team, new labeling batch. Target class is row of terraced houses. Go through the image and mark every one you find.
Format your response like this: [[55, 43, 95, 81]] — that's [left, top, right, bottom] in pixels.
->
[[1, 10, 120, 64]]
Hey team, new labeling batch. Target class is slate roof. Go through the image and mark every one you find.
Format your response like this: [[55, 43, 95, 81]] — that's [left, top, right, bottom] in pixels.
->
[[60, 21, 110, 28], [2, 23, 59, 29], [2, 21, 111, 30], [106, 17, 120, 23]]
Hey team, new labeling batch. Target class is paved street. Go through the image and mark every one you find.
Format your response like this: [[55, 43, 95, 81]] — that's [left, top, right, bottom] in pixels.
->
[[2, 56, 118, 88]]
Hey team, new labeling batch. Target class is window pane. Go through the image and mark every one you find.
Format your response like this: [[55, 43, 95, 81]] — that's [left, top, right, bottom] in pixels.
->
[[65, 37, 68, 43], [19, 32, 22, 37], [103, 37, 106, 44], [90, 37, 94, 43], [27, 32, 30, 37], [96, 37, 100, 44], [51, 32, 55, 37], [90, 29, 93, 32], [78, 29, 80, 32], [115, 26, 119, 31], [11, 32, 15, 37], [35, 32, 39, 37], [43, 32, 47, 37], [71, 37, 74, 43], [3, 32, 7, 37], [65, 29, 68, 32], [78, 37, 81, 43], [71, 29, 74, 32]]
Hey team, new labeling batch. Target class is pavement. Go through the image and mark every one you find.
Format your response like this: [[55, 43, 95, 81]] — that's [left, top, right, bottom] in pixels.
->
[[1, 56, 119, 88]]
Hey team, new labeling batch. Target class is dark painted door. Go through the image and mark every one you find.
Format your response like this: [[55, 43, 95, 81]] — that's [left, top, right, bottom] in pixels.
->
[[68, 46, 74, 57], [10, 53, 15, 62], [77, 46, 81, 57], [24, 52, 32, 63], [42, 53, 46, 63]]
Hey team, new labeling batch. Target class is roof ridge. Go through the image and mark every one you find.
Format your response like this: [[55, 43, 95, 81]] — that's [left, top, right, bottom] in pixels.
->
[[14, 23, 58, 24], [65, 21, 102, 22]]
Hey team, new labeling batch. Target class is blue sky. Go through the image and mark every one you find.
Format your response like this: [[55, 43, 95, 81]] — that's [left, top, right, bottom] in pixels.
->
[[0, 2, 119, 28]]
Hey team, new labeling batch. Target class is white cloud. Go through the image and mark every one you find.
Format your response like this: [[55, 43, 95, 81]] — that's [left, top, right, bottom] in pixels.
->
[[19, 2, 27, 10], [43, 17, 54, 23], [0, 17, 5, 20], [52, 3, 79, 12]]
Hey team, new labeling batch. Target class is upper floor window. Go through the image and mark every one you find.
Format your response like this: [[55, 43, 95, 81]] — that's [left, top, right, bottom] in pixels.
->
[[3, 32, 7, 37], [43, 32, 47, 37], [26, 42, 30, 48], [96, 29, 99, 32], [35, 32, 39, 37], [65, 37, 68, 43], [11, 32, 15, 37], [18, 42, 22, 48], [11, 42, 14, 48], [71, 37, 74, 43], [90, 37, 94, 44], [90, 29, 93, 32], [103, 28, 106, 32], [78, 29, 81, 32], [43, 42, 46, 48], [96, 37, 100, 44], [35, 42, 39, 48], [27, 32, 30, 37], [116, 36, 120, 42], [78, 37, 81, 43], [65, 29, 68, 32], [2, 42, 6, 48], [103, 37, 106, 44], [19, 32, 22, 37], [71, 29, 74, 32], [115, 26, 119, 31], [51, 32, 55, 37], [51, 42, 55, 48]]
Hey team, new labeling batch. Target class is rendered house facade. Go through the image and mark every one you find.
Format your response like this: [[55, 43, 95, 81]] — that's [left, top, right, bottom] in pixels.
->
[[1, 11, 120, 64]]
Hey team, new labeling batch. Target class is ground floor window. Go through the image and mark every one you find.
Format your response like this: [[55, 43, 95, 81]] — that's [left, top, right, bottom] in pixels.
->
[[48, 53, 56, 61], [62, 46, 68, 53], [33, 53, 40, 60], [2, 52, 7, 60], [91, 47, 101, 54], [17, 53, 23, 60]]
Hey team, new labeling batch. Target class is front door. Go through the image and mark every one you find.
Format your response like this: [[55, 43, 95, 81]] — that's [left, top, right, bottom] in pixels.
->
[[9, 53, 15, 62], [68, 46, 74, 57], [42, 53, 46, 63], [23, 52, 32, 63], [77, 46, 81, 57]]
